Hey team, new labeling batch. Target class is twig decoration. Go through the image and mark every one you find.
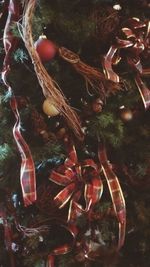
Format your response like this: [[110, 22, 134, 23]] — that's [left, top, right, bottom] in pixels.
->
[[18, 0, 83, 140]]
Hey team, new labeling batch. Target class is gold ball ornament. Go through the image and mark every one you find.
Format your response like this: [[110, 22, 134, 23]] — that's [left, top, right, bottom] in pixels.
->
[[120, 107, 133, 122], [42, 99, 60, 117]]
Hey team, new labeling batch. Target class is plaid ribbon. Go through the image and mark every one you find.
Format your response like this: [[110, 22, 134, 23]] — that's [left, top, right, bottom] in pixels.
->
[[47, 224, 78, 267], [102, 17, 150, 110], [1, 0, 36, 206], [98, 143, 126, 250], [49, 140, 103, 222]]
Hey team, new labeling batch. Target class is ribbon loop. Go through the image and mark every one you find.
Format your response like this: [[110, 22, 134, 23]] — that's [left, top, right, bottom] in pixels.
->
[[49, 140, 102, 222], [102, 17, 150, 109], [98, 143, 126, 250]]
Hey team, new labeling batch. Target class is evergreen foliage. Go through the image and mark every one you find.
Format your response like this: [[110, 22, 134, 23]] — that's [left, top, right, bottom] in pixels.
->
[[0, 0, 150, 266]]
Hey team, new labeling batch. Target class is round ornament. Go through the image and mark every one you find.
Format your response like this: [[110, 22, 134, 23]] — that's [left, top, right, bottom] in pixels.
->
[[34, 35, 57, 62], [120, 107, 133, 121], [43, 99, 60, 117], [92, 98, 103, 113]]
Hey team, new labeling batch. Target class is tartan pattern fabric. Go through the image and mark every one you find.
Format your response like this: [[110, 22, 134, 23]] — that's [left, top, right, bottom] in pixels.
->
[[47, 255, 54, 267], [1, 0, 36, 206], [135, 74, 150, 110], [11, 96, 37, 206], [102, 17, 150, 110], [49, 142, 103, 222], [47, 224, 78, 267], [98, 143, 126, 250]]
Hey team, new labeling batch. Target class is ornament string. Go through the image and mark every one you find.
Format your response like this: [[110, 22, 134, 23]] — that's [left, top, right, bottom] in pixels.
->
[[102, 17, 150, 109], [1, 0, 37, 206], [18, 0, 83, 141], [98, 143, 126, 250]]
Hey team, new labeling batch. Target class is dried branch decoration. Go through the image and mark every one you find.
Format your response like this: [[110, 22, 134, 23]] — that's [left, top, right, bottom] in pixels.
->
[[18, 0, 83, 140], [59, 47, 121, 100]]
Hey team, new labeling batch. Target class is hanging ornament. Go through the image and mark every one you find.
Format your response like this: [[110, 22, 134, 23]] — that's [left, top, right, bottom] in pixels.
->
[[92, 98, 103, 113], [119, 106, 133, 122], [43, 98, 60, 117], [34, 35, 57, 62]]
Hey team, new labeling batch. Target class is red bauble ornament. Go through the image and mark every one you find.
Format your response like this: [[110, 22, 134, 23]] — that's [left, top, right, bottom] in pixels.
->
[[34, 35, 57, 62]]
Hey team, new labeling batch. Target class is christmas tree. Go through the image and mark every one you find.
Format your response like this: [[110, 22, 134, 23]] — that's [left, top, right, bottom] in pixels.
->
[[0, 0, 150, 266]]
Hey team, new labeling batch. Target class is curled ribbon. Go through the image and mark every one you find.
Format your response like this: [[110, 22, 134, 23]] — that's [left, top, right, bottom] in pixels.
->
[[102, 17, 150, 109], [98, 143, 126, 250], [49, 139, 103, 222], [47, 223, 78, 267], [1, 0, 36, 206], [15, 215, 78, 267]]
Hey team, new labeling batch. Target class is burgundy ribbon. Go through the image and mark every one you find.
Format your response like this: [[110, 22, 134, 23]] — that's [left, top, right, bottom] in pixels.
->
[[98, 143, 126, 250], [47, 138, 103, 267], [49, 139, 103, 222], [1, 0, 36, 206], [47, 224, 78, 267], [102, 17, 150, 109]]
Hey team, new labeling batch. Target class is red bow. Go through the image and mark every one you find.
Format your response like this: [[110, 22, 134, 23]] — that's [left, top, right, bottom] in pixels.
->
[[102, 17, 150, 109], [49, 142, 103, 222]]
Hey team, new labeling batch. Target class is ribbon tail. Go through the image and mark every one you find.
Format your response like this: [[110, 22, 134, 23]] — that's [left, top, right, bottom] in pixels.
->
[[98, 143, 126, 249], [64, 141, 78, 168], [47, 255, 55, 267], [102, 46, 120, 83], [135, 74, 150, 110], [118, 221, 126, 251], [67, 190, 82, 222], [84, 178, 103, 212], [47, 224, 78, 266], [1, 0, 37, 207], [11, 96, 37, 206]]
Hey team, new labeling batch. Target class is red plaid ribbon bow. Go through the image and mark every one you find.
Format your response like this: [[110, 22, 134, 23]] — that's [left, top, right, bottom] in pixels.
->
[[1, 0, 36, 206], [102, 17, 150, 109], [49, 140, 103, 222], [48, 140, 126, 266]]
